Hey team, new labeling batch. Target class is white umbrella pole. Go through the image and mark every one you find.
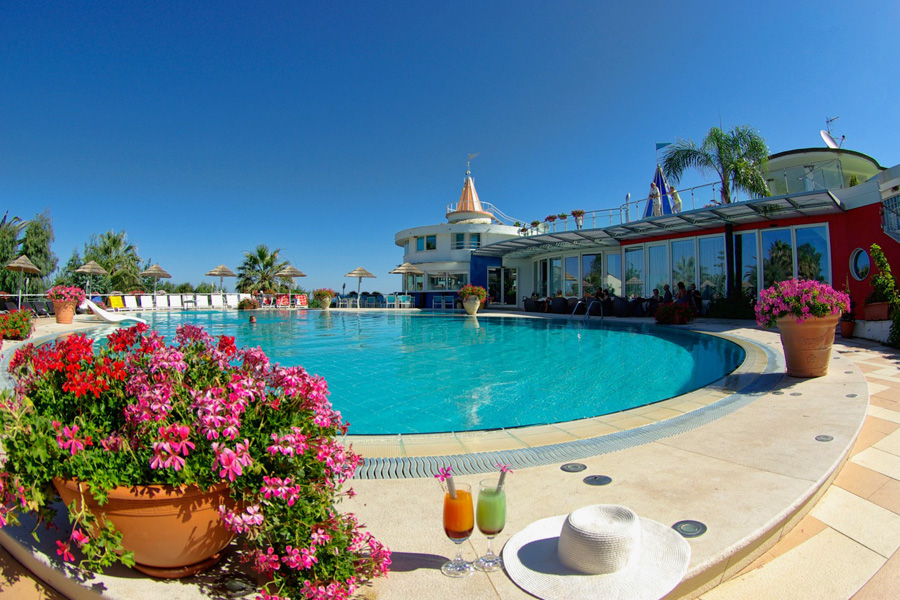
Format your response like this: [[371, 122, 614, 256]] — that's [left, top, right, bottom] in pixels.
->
[[17, 271, 22, 309]]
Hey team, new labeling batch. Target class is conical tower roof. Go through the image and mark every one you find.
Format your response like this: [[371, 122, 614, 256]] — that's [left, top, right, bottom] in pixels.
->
[[446, 161, 494, 223]]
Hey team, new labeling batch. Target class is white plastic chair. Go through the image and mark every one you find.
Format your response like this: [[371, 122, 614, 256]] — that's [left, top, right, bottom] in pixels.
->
[[124, 295, 139, 311], [431, 296, 445, 310], [196, 295, 210, 309], [386, 294, 398, 308], [156, 295, 169, 309], [210, 294, 224, 309], [225, 294, 239, 309], [169, 295, 183, 309]]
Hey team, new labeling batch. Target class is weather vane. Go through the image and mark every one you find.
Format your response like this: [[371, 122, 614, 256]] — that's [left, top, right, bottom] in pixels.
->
[[467, 152, 479, 175]]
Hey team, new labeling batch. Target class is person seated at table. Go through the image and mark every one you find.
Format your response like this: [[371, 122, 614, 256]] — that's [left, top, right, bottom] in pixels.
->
[[689, 283, 703, 314], [674, 281, 688, 303], [662, 284, 673, 303], [646, 288, 661, 316]]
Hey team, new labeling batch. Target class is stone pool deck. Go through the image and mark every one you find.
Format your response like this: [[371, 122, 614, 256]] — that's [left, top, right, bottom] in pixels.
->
[[1, 314, 898, 599]]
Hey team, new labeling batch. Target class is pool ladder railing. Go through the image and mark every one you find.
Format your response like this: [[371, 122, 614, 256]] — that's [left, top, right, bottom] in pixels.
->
[[571, 300, 603, 320]]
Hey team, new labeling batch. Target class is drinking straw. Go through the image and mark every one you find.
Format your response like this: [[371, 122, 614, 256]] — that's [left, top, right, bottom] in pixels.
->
[[495, 463, 513, 493], [435, 466, 456, 499]]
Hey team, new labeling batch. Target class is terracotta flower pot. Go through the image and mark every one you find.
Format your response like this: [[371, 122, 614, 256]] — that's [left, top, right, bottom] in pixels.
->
[[840, 320, 855, 338], [863, 302, 890, 321], [52, 300, 77, 324], [463, 295, 481, 315], [54, 479, 236, 578], [776, 314, 839, 378]]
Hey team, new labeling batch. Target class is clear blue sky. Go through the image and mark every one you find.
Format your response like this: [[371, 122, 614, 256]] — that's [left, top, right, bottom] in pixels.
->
[[3, 1, 898, 291]]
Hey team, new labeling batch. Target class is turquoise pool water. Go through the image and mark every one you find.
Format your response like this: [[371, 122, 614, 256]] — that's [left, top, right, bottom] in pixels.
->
[[89, 311, 744, 435]]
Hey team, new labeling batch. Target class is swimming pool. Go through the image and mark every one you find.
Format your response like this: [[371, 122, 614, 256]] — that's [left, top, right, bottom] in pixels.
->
[[89, 311, 744, 435]]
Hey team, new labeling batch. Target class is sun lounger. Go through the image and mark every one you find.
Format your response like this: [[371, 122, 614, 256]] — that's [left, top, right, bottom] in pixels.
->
[[275, 295, 289, 307], [139, 295, 154, 310], [196, 295, 210, 309], [83, 299, 147, 325], [124, 295, 139, 311], [225, 294, 239, 309], [109, 296, 125, 311], [25, 301, 50, 317], [169, 295, 183, 309], [210, 294, 224, 308], [155, 295, 169, 309], [294, 294, 308, 309], [181, 294, 196, 309]]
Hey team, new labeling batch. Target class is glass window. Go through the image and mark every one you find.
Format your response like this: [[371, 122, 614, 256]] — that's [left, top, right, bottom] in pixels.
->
[[671, 239, 695, 290], [428, 273, 447, 290], [425, 235, 437, 251], [404, 240, 409, 255], [761, 229, 793, 288], [550, 258, 563, 296], [535, 259, 549, 297], [796, 225, 829, 283], [735, 232, 758, 297], [564, 256, 580, 296], [647, 245, 667, 296], [470, 233, 481, 248], [624, 247, 643, 298], [454, 233, 465, 250], [582, 254, 602, 296], [850, 248, 870, 281], [698, 236, 725, 300], [416, 237, 424, 252], [407, 274, 423, 291], [447, 273, 467, 289], [606, 252, 622, 296]]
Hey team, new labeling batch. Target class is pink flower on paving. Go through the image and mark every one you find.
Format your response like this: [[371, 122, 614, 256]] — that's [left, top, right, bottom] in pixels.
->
[[56, 540, 74, 562]]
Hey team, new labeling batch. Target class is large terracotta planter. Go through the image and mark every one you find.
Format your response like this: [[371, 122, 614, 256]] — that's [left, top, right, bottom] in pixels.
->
[[463, 295, 481, 315], [863, 302, 890, 321], [840, 320, 855, 338], [53, 300, 77, 324], [776, 314, 839, 378], [54, 479, 236, 578]]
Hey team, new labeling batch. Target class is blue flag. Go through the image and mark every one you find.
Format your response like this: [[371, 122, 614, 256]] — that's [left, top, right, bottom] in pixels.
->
[[643, 165, 672, 218], [656, 142, 672, 151]]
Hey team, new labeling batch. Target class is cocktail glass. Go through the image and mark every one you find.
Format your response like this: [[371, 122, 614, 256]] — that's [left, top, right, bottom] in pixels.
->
[[474, 477, 506, 572], [441, 482, 474, 577]]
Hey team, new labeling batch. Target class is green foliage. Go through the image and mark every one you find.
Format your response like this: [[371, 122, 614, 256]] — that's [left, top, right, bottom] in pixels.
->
[[662, 125, 770, 204], [237, 245, 288, 293], [705, 290, 757, 319], [867, 243, 899, 311], [0, 310, 34, 340], [237, 298, 259, 310], [20, 211, 57, 292], [0, 212, 30, 294]]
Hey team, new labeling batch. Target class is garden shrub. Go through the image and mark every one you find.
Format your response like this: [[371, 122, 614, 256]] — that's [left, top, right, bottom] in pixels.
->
[[0, 310, 34, 340], [237, 298, 259, 310]]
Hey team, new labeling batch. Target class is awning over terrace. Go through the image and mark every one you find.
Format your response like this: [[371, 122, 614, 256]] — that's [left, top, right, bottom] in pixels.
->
[[473, 190, 845, 259]]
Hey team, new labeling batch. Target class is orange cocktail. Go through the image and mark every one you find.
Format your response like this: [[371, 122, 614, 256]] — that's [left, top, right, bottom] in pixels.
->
[[441, 482, 474, 577], [443, 487, 474, 540]]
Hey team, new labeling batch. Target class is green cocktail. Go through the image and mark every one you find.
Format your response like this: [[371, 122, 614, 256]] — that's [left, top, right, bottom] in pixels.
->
[[476, 487, 506, 535], [474, 478, 506, 571]]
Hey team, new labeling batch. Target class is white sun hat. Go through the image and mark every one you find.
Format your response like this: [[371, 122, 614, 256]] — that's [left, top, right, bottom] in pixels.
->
[[502, 504, 691, 600]]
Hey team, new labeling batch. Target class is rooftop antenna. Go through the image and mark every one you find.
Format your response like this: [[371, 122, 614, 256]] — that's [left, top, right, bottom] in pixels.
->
[[821, 116, 845, 148], [466, 153, 479, 176]]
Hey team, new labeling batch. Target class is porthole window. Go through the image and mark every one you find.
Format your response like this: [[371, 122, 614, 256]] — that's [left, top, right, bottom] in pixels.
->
[[850, 248, 870, 281]]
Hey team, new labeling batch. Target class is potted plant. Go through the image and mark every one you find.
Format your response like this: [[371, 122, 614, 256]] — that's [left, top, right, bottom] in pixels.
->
[[237, 297, 260, 310], [1, 324, 391, 596], [544, 215, 557, 223], [557, 213, 568, 220], [571, 210, 585, 229], [840, 294, 856, 338], [45, 285, 86, 324], [755, 279, 850, 377], [313, 288, 337, 310], [864, 243, 898, 321], [655, 302, 693, 325], [458, 284, 487, 315]]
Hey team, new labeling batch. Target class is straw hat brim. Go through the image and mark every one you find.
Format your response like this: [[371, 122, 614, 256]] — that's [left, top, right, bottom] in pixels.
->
[[502, 513, 691, 600]]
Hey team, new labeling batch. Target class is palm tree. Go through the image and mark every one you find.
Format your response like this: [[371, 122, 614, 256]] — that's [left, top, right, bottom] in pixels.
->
[[84, 230, 142, 292], [0, 212, 27, 293], [237, 245, 288, 293], [662, 126, 770, 205]]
